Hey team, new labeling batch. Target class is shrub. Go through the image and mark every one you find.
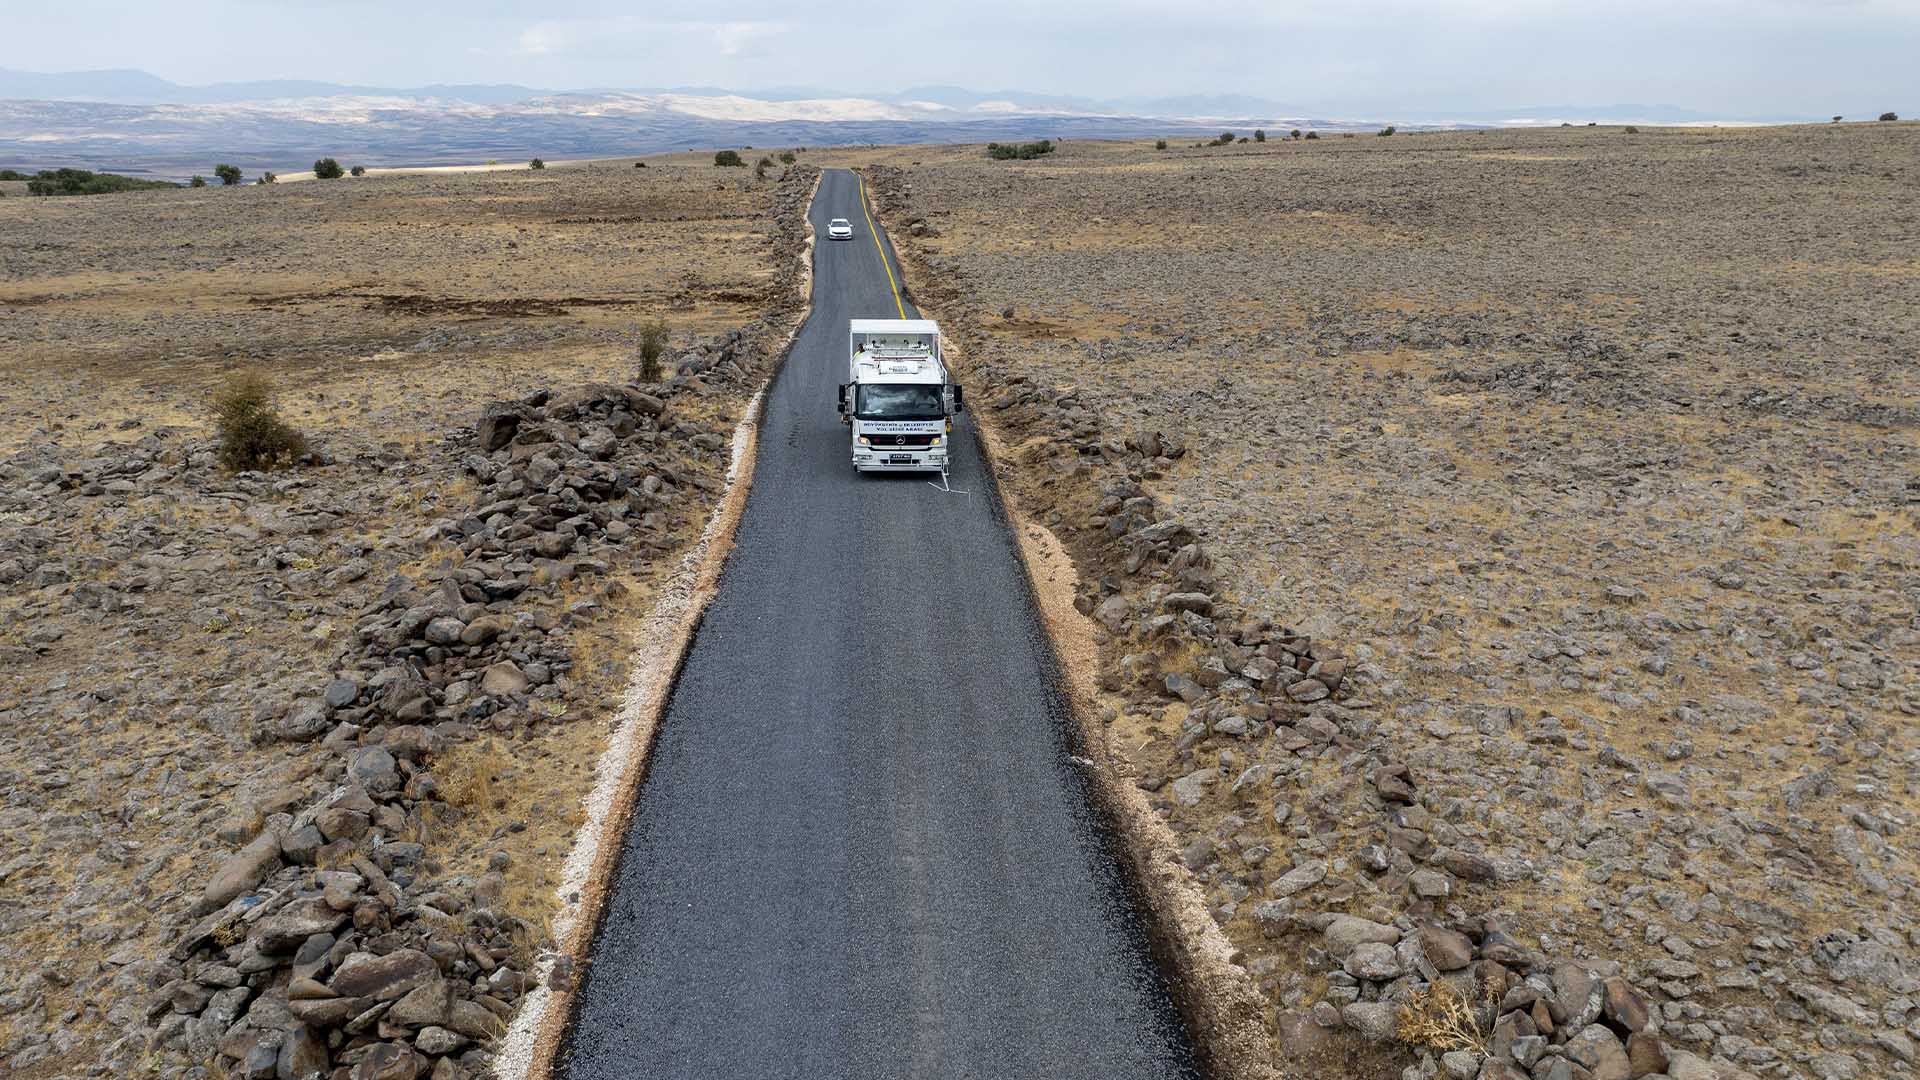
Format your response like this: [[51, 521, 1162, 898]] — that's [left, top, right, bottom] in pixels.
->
[[212, 371, 308, 472], [1253, 129, 1266, 142], [755, 155, 773, 179], [214, 163, 242, 185], [349, 165, 366, 177], [986, 140, 1055, 160], [1154, 139, 1167, 150], [634, 161, 647, 168], [1378, 126, 1397, 136], [714, 149, 745, 167], [0, 169, 26, 180], [25, 168, 179, 196], [636, 319, 670, 382], [1881, 112, 1899, 122], [529, 158, 546, 170], [1291, 129, 1303, 140], [258, 171, 277, 184], [313, 158, 344, 179], [778, 151, 796, 164], [1832, 115, 1843, 123], [1623, 125, 1639, 134], [1304, 130, 1319, 140], [1396, 981, 1493, 1054], [1218, 131, 1234, 145], [190, 175, 207, 187]]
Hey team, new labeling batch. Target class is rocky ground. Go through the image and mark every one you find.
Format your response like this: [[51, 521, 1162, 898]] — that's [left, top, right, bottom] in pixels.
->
[[869, 124, 1919, 1080], [0, 158, 817, 1078]]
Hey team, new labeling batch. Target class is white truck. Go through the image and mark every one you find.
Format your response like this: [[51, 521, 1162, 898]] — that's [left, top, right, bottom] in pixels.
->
[[838, 318, 964, 474]]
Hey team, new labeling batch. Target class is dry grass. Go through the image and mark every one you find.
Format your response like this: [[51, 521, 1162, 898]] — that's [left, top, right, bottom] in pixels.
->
[[1395, 981, 1494, 1054]]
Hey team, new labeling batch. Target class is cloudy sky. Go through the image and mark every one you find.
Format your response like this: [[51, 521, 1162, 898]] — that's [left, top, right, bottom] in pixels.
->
[[5, 0, 1916, 114]]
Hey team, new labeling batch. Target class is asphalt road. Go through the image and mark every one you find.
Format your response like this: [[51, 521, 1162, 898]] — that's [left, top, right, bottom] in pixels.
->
[[558, 169, 1198, 1080]]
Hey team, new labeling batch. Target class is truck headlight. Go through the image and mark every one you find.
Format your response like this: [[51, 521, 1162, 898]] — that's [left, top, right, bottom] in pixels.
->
[[857, 435, 869, 446], [928, 436, 941, 446]]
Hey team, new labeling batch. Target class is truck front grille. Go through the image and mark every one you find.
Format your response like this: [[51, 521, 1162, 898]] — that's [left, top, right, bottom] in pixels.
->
[[865, 432, 937, 448]]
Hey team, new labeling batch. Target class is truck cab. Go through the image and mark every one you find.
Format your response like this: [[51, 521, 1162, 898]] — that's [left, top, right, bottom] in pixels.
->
[[839, 319, 964, 473]]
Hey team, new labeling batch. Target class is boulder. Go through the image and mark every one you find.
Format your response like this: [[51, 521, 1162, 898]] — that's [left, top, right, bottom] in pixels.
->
[[330, 949, 439, 1002], [202, 830, 283, 910], [480, 661, 529, 698]]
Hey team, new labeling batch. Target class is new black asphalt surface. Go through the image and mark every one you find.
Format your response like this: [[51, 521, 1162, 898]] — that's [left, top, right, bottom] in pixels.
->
[[558, 169, 1198, 1080]]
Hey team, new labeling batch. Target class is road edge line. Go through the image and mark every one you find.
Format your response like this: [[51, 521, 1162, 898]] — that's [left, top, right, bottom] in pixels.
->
[[493, 167, 824, 1080]]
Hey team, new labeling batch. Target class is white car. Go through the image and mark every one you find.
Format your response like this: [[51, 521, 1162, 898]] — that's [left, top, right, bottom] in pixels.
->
[[827, 218, 854, 240]]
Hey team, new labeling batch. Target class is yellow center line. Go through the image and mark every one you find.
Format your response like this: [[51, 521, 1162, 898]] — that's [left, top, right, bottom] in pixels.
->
[[855, 171, 907, 319]]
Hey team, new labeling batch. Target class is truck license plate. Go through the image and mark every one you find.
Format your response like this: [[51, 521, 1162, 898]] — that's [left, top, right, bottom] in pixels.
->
[[888, 454, 915, 464]]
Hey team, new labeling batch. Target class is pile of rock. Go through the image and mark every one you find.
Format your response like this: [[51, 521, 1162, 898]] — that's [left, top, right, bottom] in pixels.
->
[[149, 327, 792, 1078], [156, 810, 528, 1079]]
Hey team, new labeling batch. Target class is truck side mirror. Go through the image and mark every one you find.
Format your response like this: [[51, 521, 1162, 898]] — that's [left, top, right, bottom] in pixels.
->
[[837, 384, 850, 414]]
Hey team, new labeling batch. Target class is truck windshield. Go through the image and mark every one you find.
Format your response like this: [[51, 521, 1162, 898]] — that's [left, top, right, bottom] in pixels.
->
[[856, 384, 944, 419]]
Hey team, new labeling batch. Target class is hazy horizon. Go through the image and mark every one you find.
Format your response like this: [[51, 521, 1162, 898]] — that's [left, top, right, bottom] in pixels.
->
[[4, 1, 1917, 118]]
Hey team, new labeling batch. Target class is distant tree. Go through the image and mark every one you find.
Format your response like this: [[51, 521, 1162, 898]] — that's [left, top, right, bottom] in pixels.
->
[[1832, 115, 1843, 123], [714, 149, 745, 166], [1304, 130, 1319, 140], [985, 140, 1054, 160], [258, 172, 277, 185], [778, 151, 796, 164], [1378, 126, 1396, 136], [1291, 129, 1302, 140], [214, 163, 243, 186], [1880, 111, 1899, 122], [349, 165, 366, 176], [1218, 131, 1234, 144], [190, 175, 207, 187], [0, 169, 25, 180], [1154, 139, 1167, 150], [529, 158, 546, 170], [634, 161, 647, 168], [1253, 129, 1266, 142], [313, 158, 344, 179], [24, 168, 179, 196]]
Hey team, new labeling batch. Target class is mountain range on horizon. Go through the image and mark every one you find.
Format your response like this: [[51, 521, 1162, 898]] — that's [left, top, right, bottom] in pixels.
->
[[0, 66, 1828, 125], [0, 66, 1850, 180]]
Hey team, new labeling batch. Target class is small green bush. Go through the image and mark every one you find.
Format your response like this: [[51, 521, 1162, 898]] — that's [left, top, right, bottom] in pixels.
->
[[190, 175, 207, 187], [714, 149, 745, 166], [778, 151, 796, 164], [529, 158, 546, 170], [986, 140, 1054, 160], [1378, 126, 1397, 137], [1624, 126, 1640, 134], [350, 165, 366, 176], [1304, 130, 1319, 140], [634, 161, 647, 168], [214, 163, 242, 185], [1217, 131, 1234, 145], [212, 371, 308, 472], [1880, 112, 1899, 122], [24, 168, 179, 196], [1154, 139, 1167, 150], [1291, 129, 1303, 140], [0, 169, 26, 180], [258, 171, 277, 184], [1253, 129, 1266, 142], [755, 156, 774, 179], [313, 158, 344, 179], [637, 319, 670, 382]]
